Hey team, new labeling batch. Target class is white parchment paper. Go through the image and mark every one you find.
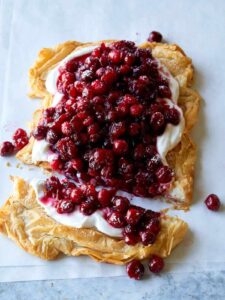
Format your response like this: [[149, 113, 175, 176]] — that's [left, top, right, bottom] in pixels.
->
[[0, 0, 225, 282]]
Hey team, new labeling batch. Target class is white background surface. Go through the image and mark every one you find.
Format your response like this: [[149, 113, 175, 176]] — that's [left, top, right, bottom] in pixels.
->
[[0, 0, 225, 282]]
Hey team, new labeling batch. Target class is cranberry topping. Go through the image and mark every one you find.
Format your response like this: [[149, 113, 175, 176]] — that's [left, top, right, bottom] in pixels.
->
[[204, 194, 221, 211], [31, 40, 178, 198], [126, 260, 145, 280], [41, 176, 162, 247], [13, 128, 29, 150], [147, 31, 163, 43], [0, 141, 15, 156], [148, 255, 164, 273]]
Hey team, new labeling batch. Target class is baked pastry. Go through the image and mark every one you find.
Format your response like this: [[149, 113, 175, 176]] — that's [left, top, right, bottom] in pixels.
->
[[17, 40, 200, 209], [0, 176, 187, 263], [0, 37, 200, 279]]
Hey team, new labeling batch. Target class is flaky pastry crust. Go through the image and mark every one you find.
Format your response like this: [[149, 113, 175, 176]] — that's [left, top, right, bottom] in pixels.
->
[[0, 177, 188, 263], [17, 40, 200, 208]]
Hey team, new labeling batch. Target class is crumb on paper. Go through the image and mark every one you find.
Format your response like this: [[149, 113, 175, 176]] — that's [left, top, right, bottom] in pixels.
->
[[6, 162, 11, 167]]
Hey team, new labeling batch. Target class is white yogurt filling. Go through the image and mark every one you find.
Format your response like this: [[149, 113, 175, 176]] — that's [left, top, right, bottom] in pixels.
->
[[30, 178, 122, 237]]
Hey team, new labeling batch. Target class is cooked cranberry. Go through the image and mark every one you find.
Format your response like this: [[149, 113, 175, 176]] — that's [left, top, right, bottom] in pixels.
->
[[110, 121, 126, 138], [129, 123, 140, 136], [146, 218, 160, 235], [148, 31, 163, 43], [150, 112, 165, 132], [32, 125, 47, 140], [126, 260, 145, 280], [107, 210, 125, 228], [0, 141, 15, 156], [148, 183, 160, 197], [130, 104, 143, 117], [112, 196, 130, 213], [122, 94, 137, 105], [123, 225, 139, 245], [156, 166, 173, 183], [204, 194, 221, 211], [133, 144, 145, 160], [125, 207, 143, 225], [46, 129, 60, 144], [108, 50, 121, 64], [45, 176, 61, 196], [113, 139, 128, 155], [13, 128, 29, 150], [70, 188, 84, 204], [61, 121, 74, 136], [56, 138, 77, 160], [98, 189, 114, 207], [50, 156, 63, 171], [158, 85, 171, 98], [139, 229, 156, 246], [124, 53, 135, 65], [70, 158, 83, 172], [57, 200, 75, 214], [164, 108, 180, 125], [148, 255, 164, 273], [80, 198, 97, 215], [91, 79, 107, 95], [101, 68, 117, 85]]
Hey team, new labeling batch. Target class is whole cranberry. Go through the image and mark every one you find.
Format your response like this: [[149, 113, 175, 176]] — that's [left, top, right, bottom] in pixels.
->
[[13, 128, 29, 150], [165, 108, 180, 125], [126, 260, 145, 280], [204, 194, 221, 211], [98, 189, 114, 207], [56, 137, 78, 160], [130, 104, 143, 117], [146, 218, 161, 235], [148, 31, 163, 43], [57, 200, 75, 214], [123, 225, 139, 245], [112, 196, 130, 213], [139, 229, 156, 246], [158, 85, 171, 98], [80, 199, 97, 215], [150, 112, 165, 132], [61, 121, 74, 136], [156, 166, 173, 183], [70, 158, 83, 172], [108, 50, 121, 64], [125, 207, 143, 225], [91, 79, 107, 95], [46, 129, 60, 144], [32, 125, 47, 140], [113, 139, 128, 155], [45, 176, 61, 197], [70, 188, 84, 204], [107, 210, 126, 228], [148, 255, 164, 273], [0, 141, 15, 156]]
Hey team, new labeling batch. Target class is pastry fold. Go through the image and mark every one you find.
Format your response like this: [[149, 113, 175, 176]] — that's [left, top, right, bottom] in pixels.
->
[[0, 177, 188, 263], [17, 40, 200, 208]]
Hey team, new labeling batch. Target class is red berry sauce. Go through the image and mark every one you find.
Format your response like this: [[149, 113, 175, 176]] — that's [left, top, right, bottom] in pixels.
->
[[32, 41, 179, 198]]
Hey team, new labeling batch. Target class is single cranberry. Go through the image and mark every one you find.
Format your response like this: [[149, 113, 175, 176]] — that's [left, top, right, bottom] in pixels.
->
[[112, 196, 130, 213], [125, 207, 143, 225], [148, 183, 160, 197], [45, 176, 61, 196], [0, 141, 15, 156], [130, 104, 143, 117], [61, 121, 74, 136], [107, 210, 125, 228], [204, 194, 221, 211], [146, 218, 161, 235], [56, 138, 77, 160], [108, 50, 121, 64], [148, 31, 163, 43], [124, 53, 135, 65], [91, 79, 107, 95], [133, 144, 145, 160], [46, 129, 60, 144], [123, 225, 139, 245], [101, 68, 117, 85], [57, 200, 75, 214], [139, 229, 156, 246], [32, 125, 47, 140], [113, 139, 128, 155], [148, 255, 164, 273], [80, 199, 97, 215], [13, 128, 29, 150], [92, 47, 102, 58], [50, 156, 63, 171], [156, 166, 173, 183], [158, 85, 171, 98], [150, 112, 165, 132], [165, 108, 180, 125], [129, 123, 140, 136], [126, 260, 145, 280], [110, 121, 126, 139], [98, 189, 114, 207], [122, 94, 137, 105], [70, 158, 83, 172], [70, 188, 84, 204]]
